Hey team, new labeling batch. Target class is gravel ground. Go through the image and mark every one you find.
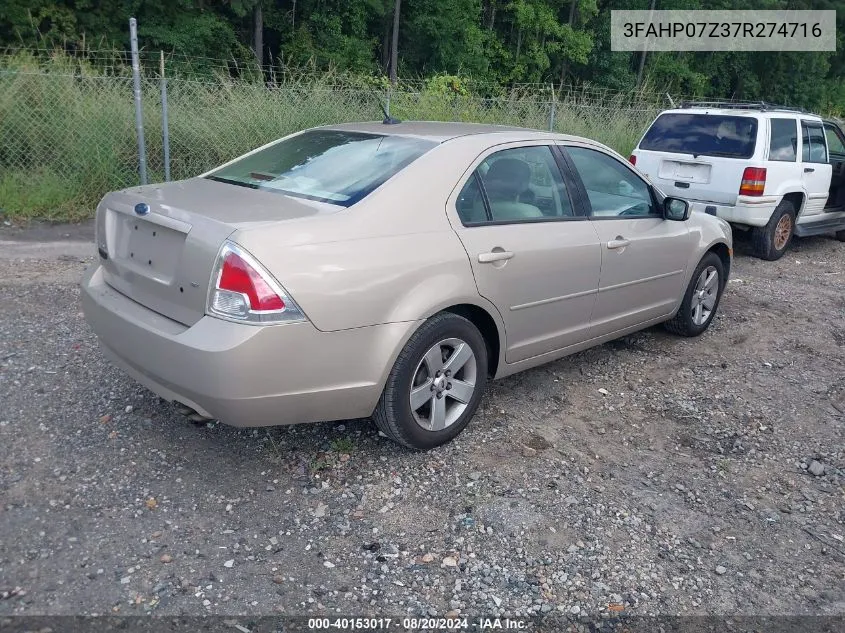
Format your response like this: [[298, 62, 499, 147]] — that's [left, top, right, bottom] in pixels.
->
[[1, 230, 844, 621]]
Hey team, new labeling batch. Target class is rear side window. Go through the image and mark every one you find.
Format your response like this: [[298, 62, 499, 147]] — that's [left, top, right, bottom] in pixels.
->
[[768, 118, 798, 162], [801, 122, 828, 163], [206, 130, 437, 207], [639, 113, 757, 159], [456, 146, 574, 225]]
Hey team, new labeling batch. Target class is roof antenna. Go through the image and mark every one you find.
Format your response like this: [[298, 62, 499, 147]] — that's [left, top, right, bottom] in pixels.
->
[[372, 84, 401, 124]]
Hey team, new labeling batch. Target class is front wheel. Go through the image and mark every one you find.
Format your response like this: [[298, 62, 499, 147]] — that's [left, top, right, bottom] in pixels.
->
[[373, 312, 488, 450], [664, 252, 725, 337], [835, 229, 845, 242]]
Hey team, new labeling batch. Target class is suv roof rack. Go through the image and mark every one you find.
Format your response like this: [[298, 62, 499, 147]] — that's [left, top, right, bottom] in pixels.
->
[[678, 100, 809, 114]]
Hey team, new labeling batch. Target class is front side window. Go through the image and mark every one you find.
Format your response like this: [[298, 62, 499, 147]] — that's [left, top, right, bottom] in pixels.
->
[[768, 118, 797, 162], [639, 113, 758, 159], [824, 123, 845, 156], [206, 130, 436, 207], [566, 146, 656, 218], [456, 146, 573, 224], [801, 122, 828, 164]]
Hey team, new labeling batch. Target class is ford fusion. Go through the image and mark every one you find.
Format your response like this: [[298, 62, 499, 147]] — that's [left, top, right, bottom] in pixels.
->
[[81, 122, 732, 449]]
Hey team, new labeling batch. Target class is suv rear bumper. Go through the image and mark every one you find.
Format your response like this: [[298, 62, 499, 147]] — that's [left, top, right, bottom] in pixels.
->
[[688, 196, 779, 228]]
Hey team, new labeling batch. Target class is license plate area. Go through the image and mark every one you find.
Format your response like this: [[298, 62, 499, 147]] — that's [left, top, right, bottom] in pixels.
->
[[108, 210, 186, 283], [658, 160, 712, 183]]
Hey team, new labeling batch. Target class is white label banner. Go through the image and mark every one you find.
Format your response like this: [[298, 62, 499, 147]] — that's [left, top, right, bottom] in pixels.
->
[[611, 10, 836, 52]]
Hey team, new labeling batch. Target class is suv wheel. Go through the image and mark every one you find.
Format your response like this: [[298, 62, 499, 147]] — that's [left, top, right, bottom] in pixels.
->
[[373, 312, 488, 450], [835, 229, 845, 242], [751, 199, 796, 260], [664, 252, 725, 337]]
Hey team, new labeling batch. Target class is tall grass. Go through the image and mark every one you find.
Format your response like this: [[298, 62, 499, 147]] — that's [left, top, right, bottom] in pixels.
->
[[0, 50, 659, 222]]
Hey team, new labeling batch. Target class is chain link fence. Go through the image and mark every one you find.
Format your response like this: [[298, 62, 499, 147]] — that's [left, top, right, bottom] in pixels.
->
[[0, 50, 664, 220]]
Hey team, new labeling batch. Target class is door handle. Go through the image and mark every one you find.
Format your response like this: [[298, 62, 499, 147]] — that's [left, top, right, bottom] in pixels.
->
[[606, 237, 631, 250], [478, 250, 514, 263], [804, 167, 815, 173]]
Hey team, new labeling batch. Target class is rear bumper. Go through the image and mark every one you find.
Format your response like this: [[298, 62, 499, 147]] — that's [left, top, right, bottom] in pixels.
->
[[80, 264, 417, 427], [689, 197, 779, 227]]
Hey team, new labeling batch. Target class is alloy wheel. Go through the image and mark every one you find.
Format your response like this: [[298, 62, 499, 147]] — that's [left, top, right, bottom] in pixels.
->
[[409, 338, 477, 431], [690, 266, 719, 326]]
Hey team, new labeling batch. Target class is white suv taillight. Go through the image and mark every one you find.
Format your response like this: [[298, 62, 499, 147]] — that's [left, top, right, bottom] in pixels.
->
[[207, 242, 306, 325]]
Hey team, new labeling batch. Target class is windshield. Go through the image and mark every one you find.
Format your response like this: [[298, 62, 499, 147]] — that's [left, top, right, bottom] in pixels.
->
[[206, 130, 437, 206], [639, 113, 757, 159]]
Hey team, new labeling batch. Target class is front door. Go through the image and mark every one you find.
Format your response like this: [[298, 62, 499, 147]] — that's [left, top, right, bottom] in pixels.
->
[[823, 121, 845, 210], [448, 143, 602, 363], [561, 143, 692, 336]]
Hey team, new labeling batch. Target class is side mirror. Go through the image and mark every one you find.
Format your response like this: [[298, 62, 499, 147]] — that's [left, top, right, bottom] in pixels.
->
[[664, 197, 691, 221]]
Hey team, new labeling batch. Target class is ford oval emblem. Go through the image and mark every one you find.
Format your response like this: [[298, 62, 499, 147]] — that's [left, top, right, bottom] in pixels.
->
[[134, 202, 150, 216]]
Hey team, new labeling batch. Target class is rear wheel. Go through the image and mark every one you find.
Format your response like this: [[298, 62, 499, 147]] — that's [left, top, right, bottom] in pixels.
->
[[373, 313, 488, 450], [751, 200, 795, 260], [835, 229, 845, 242], [664, 252, 725, 337]]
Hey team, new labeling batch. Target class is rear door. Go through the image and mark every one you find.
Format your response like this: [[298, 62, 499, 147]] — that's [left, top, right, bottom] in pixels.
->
[[448, 143, 602, 363], [562, 143, 691, 336], [799, 120, 832, 216], [633, 112, 759, 204]]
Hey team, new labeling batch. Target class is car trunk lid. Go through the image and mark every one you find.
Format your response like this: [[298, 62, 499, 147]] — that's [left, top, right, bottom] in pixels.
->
[[96, 177, 336, 326]]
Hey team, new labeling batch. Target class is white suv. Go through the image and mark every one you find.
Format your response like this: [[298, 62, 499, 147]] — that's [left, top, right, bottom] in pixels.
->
[[631, 103, 845, 260]]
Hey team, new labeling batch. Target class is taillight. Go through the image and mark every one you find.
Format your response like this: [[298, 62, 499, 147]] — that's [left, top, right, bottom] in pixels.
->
[[628, 154, 637, 165], [207, 242, 306, 324], [739, 167, 766, 196]]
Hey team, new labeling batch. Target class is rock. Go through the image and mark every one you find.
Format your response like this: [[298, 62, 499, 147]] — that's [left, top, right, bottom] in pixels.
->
[[125, 405, 133, 413], [570, 605, 581, 615], [469, 471, 482, 481], [442, 556, 458, 567], [120, 576, 131, 585], [272, 575, 285, 584], [421, 553, 434, 563], [314, 503, 328, 518], [323, 561, 335, 568], [160, 554, 172, 563], [521, 446, 537, 458], [808, 460, 825, 477], [598, 388, 609, 395], [492, 595, 502, 607], [223, 560, 234, 568], [715, 565, 727, 575]]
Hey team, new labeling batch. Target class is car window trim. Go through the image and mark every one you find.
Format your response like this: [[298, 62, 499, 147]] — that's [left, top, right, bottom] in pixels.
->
[[558, 143, 663, 221], [456, 144, 588, 228]]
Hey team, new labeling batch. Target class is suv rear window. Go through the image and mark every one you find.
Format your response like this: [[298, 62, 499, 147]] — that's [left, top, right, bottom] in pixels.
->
[[206, 130, 437, 206], [639, 113, 758, 159]]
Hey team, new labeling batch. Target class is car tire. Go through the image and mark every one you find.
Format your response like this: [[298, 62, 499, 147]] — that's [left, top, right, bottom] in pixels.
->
[[750, 200, 796, 261], [373, 312, 488, 450], [664, 252, 725, 337], [835, 229, 845, 242]]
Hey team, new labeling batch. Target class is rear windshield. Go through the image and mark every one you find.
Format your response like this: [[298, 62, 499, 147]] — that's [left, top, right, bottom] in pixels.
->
[[206, 130, 437, 206], [639, 113, 758, 159]]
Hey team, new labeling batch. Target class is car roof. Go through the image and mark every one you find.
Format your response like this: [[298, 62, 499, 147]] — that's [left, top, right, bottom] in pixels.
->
[[321, 120, 595, 145], [659, 107, 823, 121]]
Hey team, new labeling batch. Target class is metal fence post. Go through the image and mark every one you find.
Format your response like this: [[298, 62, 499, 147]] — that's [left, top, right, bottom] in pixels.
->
[[548, 84, 556, 132], [160, 51, 171, 181], [129, 18, 148, 185]]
